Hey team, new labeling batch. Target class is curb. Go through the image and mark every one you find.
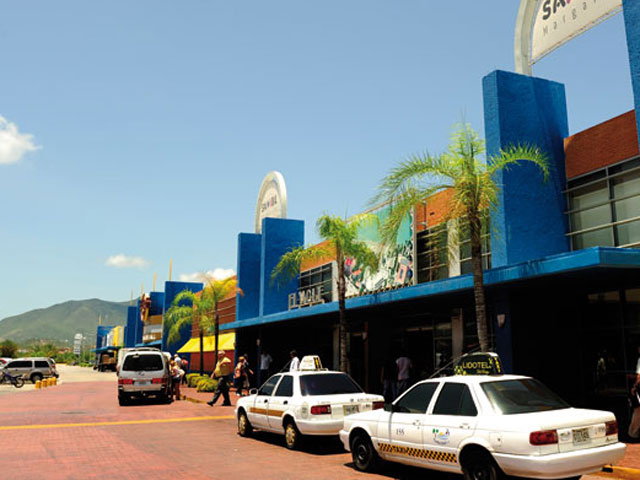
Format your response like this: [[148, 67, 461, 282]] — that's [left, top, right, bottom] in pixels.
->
[[598, 466, 640, 480], [182, 394, 208, 405]]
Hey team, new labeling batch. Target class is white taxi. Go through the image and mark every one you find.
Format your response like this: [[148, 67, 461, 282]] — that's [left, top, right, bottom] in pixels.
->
[[235, 356, 384, 449], [340, 373, 626, 480]]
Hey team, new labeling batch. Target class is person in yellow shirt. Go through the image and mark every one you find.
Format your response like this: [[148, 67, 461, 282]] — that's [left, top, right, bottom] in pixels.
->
[[207, 351, 232, 406]]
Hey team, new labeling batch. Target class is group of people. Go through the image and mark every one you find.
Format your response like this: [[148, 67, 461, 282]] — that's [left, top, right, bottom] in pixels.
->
[[169, 354, 189, 401]]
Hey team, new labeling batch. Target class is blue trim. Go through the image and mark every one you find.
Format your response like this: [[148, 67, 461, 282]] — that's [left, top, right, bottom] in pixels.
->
[[134, 340, 162, 348], [222, 247, 640, 331]]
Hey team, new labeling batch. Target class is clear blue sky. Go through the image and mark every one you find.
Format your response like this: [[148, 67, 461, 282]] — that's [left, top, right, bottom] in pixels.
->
[[0, 1, 634, 320]]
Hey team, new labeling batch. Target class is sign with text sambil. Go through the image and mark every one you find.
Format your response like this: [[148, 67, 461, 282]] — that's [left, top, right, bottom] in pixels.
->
[[531, 0, 622, 63], [254, 171, 287, 234]]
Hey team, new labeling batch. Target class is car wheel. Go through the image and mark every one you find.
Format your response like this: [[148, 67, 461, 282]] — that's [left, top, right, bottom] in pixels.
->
[[31, 373, 43, 384], [118, 394, 130, 406], [284, 420, 302, 450], [350, 433, 378, 472], [237, 411, 253, 437], [462, 451, 502, 480]]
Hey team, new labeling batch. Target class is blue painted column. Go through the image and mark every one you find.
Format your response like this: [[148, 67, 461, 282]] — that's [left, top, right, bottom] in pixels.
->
[[483, 70, 570, 267], [162, 281, 203, 354], [260, 217, 305, 316], [125, 306, 137, 347], [134, 301, 143, 345], [623, 0, 640, 147], [237, 233, 262, 321]]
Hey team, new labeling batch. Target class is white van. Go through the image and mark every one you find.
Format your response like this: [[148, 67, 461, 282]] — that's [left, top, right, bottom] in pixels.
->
[[117, 348, 172, 405]]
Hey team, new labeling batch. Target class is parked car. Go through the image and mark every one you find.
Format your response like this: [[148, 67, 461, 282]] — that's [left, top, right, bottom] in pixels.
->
[[0, 357, 58, 383], [340, 374, 626, 480], [117, 347, 172, 405], [0, 358, 12, 366], [235, 355, 385, 449]]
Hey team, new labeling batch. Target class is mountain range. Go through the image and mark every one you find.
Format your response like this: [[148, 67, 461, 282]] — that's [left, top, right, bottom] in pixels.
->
[[0, 299, 129, 344]]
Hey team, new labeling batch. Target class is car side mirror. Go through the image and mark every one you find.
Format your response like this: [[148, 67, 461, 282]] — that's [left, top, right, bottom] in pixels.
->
[[249, 388, 258, 396], [384, 403, 394, 412]]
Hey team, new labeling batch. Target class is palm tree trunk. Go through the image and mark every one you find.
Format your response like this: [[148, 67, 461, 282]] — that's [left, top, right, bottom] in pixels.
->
[[199, 327, 204, 376], [469, 212, 489, 352], [214, 309, 220, 368], [337, 248, 349, 373]]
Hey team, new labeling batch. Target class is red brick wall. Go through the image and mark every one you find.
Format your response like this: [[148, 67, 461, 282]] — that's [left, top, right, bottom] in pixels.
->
[[565, 110, 639, 179]]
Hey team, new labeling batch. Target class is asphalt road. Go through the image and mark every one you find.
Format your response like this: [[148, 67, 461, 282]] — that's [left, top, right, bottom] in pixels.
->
[[0, 365, 633, 480]]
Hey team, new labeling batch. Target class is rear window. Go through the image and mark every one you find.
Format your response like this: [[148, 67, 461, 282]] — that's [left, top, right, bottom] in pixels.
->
[[34, 361, 50, 369], [481, 379, 570, 415], [122, 354, 164, 372], [299, 373, 362, 396]]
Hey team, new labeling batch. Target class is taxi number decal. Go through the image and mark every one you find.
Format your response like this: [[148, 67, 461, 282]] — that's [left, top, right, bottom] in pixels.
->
[[395, 428, 405, 436], [378, 442, 457, 464]]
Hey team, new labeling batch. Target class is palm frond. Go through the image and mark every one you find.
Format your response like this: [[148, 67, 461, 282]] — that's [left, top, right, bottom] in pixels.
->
[[488, 144, 550, 181], [270, 244, 333, 286]]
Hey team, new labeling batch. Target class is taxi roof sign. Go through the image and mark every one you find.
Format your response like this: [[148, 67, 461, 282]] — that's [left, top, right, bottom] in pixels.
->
[[454, 352, 503, 376], [299, 355, 324, 371]]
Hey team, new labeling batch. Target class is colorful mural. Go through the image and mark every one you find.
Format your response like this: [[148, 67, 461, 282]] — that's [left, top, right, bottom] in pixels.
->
[[345, 206, 413, 296]]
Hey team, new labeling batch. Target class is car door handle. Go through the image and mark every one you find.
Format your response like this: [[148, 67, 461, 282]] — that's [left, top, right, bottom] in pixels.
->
[[412, 420, 421, 426], [263, 399, 268, 403], [283, 401, 288, 405], [460, 423, 471, 429]]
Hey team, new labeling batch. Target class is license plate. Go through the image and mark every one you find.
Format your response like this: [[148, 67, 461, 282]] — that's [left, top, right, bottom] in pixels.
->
[[136, 380, 150, 386], [343, 405, 359, 415], [573, 427, 590, 443]]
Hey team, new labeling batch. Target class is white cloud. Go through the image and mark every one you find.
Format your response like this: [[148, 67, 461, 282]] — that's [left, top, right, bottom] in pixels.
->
[[179, 268, 236, 283], [105, 254, 150, 269], [0, 115, 41, 165]]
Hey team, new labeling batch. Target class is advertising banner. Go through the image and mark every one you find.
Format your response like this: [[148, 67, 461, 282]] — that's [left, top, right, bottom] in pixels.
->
[[344, 205, 413, 297], [531, 0, 622, 63]]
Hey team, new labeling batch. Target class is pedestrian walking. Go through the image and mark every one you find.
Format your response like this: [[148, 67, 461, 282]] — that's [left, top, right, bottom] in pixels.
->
[[181, 357, 189, 385], [242, 353, 254, 390], [381, 356, 398, 403], [629, 346, 640, 440], [234, 356, 246, 396], [396, 353, 412, 396], [289, 350, 300, 372], [260, 350, 273, 383], [207, 352, 232, 407], [170, 360, 182, 401]]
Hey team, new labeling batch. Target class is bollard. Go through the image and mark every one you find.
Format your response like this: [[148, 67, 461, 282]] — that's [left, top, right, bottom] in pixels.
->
[[46, 378, 52, 387], [35, 380, 42, 389], [52, 377, 57, 386]]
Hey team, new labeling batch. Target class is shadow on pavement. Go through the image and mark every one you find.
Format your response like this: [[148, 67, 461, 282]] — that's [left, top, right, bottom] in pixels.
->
[[343, 461, 461, 480], [246, 430, 346, 456]]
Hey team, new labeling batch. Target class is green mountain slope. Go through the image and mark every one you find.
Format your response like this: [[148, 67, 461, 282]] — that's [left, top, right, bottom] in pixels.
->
[[0, 299, 129, 343]]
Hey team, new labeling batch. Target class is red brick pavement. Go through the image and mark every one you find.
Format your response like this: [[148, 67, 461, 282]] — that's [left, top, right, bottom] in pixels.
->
[[0, 382, 638, 480]]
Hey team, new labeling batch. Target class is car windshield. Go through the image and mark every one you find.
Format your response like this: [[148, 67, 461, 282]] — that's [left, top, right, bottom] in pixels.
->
[[122, 354, 163, 372], [481, 378, 570, 415], [299, 373, 363, 396]]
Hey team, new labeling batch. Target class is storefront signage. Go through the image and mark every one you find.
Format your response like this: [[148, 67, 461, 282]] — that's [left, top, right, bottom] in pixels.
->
[[288, 285, 324, 310], [454, 352, 504, 376], [515, 0, 622, 75], [254, 171, 287, 234]]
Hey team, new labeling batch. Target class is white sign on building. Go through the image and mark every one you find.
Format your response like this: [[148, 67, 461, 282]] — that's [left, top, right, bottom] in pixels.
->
[[254, 171, 288, 234]]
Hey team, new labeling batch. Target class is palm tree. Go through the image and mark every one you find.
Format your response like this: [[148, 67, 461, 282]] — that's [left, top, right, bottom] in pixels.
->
[[165, 275, 241, 375], [374, 122, 549, 352], [271, 214, 379, 372]]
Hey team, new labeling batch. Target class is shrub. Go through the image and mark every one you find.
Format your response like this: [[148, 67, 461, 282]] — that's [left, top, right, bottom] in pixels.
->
[[196, 378, 217, 392], [187, 374, 210, 388]]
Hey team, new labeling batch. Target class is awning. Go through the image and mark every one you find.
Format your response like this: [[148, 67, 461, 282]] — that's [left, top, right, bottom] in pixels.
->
[[177, 332, 236, 353], [134, 340, 162, 348], [91, 346, 121, 353]]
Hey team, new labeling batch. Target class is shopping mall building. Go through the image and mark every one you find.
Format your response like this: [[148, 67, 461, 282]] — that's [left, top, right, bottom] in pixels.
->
[[118, 1, 640, 435], [220, 1, 640, 433]]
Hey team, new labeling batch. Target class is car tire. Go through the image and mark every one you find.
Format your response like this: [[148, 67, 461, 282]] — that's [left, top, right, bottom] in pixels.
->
[[284, 420, 302, 450], [350, 433, 378, 472], [237, 411, 253, 437], [462, 451, 503, 480], [30, 373, 43, 384], [118, 394, 130, 406]]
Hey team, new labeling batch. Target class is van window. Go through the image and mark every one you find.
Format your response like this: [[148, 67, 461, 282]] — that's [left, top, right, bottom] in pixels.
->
[[122, 354, 163, 372], [7, 360, 31, 368], [34, 361, 50, 368]]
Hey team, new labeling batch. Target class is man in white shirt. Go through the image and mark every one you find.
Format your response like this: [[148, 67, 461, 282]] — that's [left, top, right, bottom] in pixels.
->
[[396, 354, 412, 395], [289, 350, 300, 372]]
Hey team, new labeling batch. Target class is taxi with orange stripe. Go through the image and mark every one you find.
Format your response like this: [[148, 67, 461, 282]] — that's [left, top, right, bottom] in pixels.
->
[[235, 355, 384, 449], [340, 353, 626, 480]]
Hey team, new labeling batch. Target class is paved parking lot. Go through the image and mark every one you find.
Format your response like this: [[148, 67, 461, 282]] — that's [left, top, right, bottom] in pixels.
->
[[0, 365, 636, 480]]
